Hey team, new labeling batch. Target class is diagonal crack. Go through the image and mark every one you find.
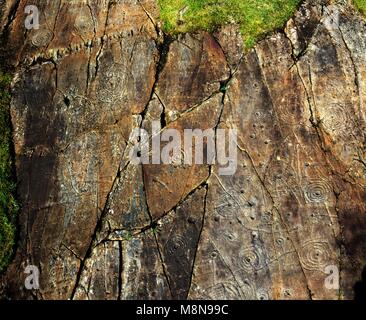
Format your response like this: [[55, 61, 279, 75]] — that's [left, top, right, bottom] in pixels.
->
[[70, 159, 130, 299], [141, 162, 173, 298], [186, 183, 208, 299], [95, 0, 114, 78]]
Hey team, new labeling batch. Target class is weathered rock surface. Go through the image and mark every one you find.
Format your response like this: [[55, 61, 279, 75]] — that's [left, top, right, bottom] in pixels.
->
[[1, 0, 366, 300]]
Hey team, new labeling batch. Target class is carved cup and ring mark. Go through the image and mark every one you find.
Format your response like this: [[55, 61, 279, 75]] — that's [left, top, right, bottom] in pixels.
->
[[304, 179, 332, 204], [31, 29, 53, 47], [240, 279, 256, 300], [320, 103, 349, 137], [214, 193, 240, 218], [98, 64, 131, 105], [165, 235, 188, 258], [299, 240, 332, 271], [238, 246, 266, 273]]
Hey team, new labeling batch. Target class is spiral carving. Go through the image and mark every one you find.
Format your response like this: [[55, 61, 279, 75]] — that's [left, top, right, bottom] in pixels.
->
[[304, 179, 331, 203], [241, 280, 256, 300], [98, 64, 130, 104], [165, 235, 187, 257], [299, 240, 331, 271], [256, 288, 270, 300], [31, 29, 53, 47], [321, 103, 349, 136], [238, 247, 265, 272]]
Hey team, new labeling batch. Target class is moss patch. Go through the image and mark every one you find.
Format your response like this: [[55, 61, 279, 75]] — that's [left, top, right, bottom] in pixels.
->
[[158, 0, 302, 48], [354, 0, 366, 15], [0, 70, 18, 273]]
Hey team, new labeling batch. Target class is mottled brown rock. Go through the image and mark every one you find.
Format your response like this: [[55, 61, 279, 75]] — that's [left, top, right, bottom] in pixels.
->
[[1, 0, 366, 300], [156, 32, 230, 116], [156, 187, 206, 299], [143, 93, 222, 219]]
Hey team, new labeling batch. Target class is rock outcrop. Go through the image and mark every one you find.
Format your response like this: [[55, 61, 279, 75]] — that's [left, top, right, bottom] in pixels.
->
[[1, 0, 366, 300]]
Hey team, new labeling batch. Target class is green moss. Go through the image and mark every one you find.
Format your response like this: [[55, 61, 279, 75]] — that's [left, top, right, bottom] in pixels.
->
[[354, 0, 366, 15], [0, 70, 18, 273], [158, 0, 302, 49]]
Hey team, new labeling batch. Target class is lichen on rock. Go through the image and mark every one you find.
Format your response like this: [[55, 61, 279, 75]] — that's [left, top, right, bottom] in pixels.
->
[[0, 70, 18, 274]]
